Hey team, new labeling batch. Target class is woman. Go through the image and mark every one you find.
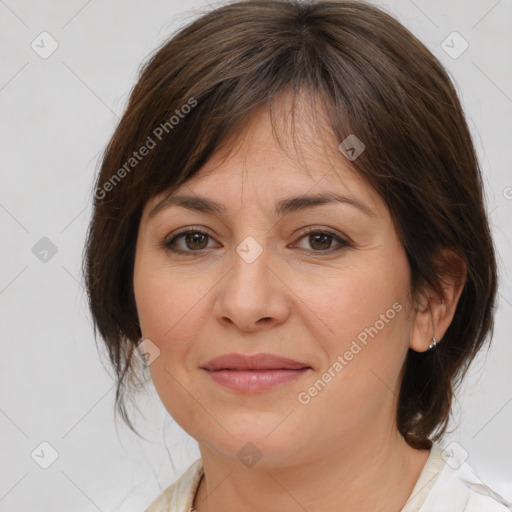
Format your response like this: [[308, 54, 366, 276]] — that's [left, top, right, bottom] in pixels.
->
[[83, 1, 508, 510]]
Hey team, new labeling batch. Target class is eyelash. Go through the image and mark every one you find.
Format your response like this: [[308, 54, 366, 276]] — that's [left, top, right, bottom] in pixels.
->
[[161, 226, 351, 255]]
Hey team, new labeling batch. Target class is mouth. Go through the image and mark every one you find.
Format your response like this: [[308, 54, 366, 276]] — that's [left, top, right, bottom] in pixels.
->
[[201, 353, 311, 371], [200, 353, 312, 392]]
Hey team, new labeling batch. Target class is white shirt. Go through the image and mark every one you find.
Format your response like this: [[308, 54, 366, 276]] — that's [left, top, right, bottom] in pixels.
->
[[144, 442, 511, 511], [402, 443, 510, 511]]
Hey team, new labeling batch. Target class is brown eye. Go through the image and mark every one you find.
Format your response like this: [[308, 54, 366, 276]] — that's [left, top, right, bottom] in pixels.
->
[[164, 229, 215, 252], [163, 227, 349, 255], [294, 229, 349, 253], [182, 232, 210, 250], [308, 233, 334, 251]]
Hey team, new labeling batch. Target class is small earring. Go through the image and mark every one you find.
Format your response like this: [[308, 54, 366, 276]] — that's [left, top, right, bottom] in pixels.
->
[[428, 336, 437, 350]]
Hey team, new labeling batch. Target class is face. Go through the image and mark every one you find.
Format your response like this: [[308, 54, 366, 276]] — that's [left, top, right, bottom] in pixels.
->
[[133, 95, 417, 468]]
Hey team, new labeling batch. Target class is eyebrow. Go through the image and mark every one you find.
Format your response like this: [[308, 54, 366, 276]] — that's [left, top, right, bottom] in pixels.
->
[[148, 191, 377, 219]]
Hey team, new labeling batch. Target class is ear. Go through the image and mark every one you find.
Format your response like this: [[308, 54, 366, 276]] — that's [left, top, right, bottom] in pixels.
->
[[410, 248, 467, 352]]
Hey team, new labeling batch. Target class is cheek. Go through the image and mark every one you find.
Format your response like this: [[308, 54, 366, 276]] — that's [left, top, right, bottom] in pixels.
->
[[300, 259, 408, 346], [300, 248, 411, 387], [133, 257, 211, 433], [294, 275, 410, 434], [133, 254, 215, 345]]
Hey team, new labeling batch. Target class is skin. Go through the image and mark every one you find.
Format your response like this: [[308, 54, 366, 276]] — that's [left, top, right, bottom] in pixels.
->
[[133, 93, 465, 512]]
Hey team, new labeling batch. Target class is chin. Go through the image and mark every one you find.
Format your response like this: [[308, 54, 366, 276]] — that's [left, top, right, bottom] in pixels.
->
[[193, 416, 313, 468]]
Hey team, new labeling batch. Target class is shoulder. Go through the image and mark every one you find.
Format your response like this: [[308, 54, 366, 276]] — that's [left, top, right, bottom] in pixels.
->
[[419, 442, 511, 512], [144, 458, 203, 512]]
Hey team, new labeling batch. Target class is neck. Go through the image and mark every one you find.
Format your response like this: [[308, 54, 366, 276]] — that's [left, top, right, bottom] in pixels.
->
[[193, 427, 430, 512]]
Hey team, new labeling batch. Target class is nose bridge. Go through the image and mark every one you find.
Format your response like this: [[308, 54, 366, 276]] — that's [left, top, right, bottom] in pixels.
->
[[236, 234, 266, 266], [214, 233, 290, 331], [230, 233, 272, 303]]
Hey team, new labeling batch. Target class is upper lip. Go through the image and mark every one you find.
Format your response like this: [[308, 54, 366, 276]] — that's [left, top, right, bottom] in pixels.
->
[[201, 353, 311, 371]]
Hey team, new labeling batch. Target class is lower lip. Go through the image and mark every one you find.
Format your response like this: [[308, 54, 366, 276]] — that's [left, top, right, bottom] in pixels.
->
[[203, 368, 310, 392]]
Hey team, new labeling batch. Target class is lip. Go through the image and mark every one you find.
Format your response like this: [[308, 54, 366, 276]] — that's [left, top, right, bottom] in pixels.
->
[[201, 353, 310, 371], [200, 353, 312, 392]]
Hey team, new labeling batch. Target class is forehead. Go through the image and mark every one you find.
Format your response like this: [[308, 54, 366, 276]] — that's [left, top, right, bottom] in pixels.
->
[[144, 92, 384, 218]]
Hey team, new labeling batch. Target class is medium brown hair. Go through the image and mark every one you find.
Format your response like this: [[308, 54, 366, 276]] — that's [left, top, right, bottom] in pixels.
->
[[83, 0, 497, 449]]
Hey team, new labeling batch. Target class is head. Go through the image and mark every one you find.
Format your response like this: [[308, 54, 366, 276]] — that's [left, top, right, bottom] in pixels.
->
[[84, 0, 497, 460]]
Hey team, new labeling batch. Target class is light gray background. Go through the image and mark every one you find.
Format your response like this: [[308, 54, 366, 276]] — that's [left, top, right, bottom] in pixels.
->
[[1, 1, 511, 511]]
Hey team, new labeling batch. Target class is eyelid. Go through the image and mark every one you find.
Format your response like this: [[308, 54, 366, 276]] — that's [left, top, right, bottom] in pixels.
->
[[167, 225, 215, 239]]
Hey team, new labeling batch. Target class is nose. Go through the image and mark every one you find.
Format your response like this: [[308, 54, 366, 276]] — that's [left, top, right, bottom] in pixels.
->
[[213, 239, 291, 333]]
